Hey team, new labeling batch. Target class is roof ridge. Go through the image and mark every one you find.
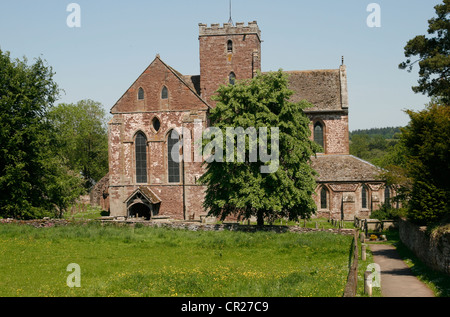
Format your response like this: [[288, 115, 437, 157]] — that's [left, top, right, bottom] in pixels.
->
[[157, 57, 211, 109], [111, 55, 210, 112]]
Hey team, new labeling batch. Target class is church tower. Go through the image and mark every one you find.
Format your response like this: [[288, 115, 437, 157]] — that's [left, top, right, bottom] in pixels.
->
[[198, 21, 262, 106]]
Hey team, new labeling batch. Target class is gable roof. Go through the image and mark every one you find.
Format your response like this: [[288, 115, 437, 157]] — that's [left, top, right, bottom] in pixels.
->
[[124, 187, 162, 205], [286, 69, 342, 111], [111, 55, 210, 113], [264, 65, 348, 112], [311, 155, 383, 182]]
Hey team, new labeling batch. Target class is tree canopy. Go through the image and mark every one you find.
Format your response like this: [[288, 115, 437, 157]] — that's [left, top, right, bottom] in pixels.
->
[[402, 102, 450, 225], [399, 0, 450, 102], [0, 50, 83, 219], [199, 71, 321, 225], [378, 101, 450, 226], [49, 99, 109, 189]]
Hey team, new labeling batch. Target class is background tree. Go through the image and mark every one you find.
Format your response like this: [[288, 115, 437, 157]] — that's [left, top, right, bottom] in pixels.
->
[[0, 50, 83, 219], [349, 127, 401, 166], [49, 100, 109, 190], [399, 0, 450, 102], [199, 71, 321, 226]]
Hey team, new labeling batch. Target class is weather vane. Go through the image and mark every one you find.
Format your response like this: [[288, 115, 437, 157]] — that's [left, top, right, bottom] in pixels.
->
[[228, 0, 234, 25]]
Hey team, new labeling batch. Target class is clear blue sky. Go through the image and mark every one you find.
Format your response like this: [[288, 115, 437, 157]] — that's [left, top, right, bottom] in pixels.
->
[[0, 0, 442, 130]]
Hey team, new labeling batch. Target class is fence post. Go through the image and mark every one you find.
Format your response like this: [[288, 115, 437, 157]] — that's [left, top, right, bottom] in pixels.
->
[[364, 271, 373, 296]]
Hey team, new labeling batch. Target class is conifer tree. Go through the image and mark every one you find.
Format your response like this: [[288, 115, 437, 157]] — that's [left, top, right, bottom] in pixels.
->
[[399, 0, 450, 102]]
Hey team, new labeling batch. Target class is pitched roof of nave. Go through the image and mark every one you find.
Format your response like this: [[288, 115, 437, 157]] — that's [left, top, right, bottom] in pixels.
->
[[262, 66, 348, 113], [284, 69, 347, 112]]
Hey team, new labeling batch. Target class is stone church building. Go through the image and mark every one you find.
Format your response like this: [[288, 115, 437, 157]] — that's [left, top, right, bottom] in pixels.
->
[[95, 21, 392, 222]]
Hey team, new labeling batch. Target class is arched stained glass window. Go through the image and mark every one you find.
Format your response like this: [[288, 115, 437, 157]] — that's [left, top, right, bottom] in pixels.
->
[[138, 87, 145, 100], [168, 130, 180, 183], [229, 72, 236, 85], [314, 122, 324, 150], [320, 187, 328, 209], [161, 86, 168, 99], [135, 132, 147, 184], [362, 185, 368, 209]]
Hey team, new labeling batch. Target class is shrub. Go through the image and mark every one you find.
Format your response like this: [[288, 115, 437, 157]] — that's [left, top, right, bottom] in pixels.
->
[[371, 203, 407, 221]]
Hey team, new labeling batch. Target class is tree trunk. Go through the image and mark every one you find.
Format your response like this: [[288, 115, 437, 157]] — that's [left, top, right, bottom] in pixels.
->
[[257, 210, 264, 226]]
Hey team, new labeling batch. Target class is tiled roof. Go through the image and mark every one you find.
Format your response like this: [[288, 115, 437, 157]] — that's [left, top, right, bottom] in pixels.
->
[[310, 155, 383, 182], [124, 187, 162, 205], [284, 69, 343, 112]]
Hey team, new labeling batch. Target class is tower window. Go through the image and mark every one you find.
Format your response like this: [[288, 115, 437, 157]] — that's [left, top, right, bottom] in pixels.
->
[[161, 86, 168, 99], [320, 187, 328, 209], [168, 130, 180, 183], [138, 87, 145, 100], [229, 72, 236, 85], [314, 122, 324, 150], [227, 40, 233, 52], [135, 132, 147, 184]]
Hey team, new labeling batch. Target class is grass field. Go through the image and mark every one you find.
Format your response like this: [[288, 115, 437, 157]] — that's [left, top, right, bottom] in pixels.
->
[[0, 222, 354, 297]]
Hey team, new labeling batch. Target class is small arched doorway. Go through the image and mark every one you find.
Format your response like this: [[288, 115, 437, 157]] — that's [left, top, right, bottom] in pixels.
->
[[128, 202, 151, 220], [125, 187, 162, 221]]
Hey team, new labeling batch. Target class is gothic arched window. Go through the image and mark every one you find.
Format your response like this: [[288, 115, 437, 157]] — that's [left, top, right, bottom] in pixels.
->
[[320, 187, 328, 209], [385, 186, 391, 208], [135, 132, 147, 184], [167, 130, 181, 183], [229, 72, 236, 85], [161, 86, 168, 100], [314, 122, 324, 150], [138, 87, 145, 100], [362, 185, 368, 209]]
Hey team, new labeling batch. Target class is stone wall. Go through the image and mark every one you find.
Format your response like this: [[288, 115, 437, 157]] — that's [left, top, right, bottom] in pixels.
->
[[399, 218, 450, 276], [199, 22, 261, 107], [0, 217, 356, 237], [108, 56, 209, 220], [103, 219, 357, 236], [90, 173, 109, 211]]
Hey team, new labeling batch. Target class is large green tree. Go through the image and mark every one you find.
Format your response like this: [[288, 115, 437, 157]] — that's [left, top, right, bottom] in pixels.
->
[[378, 101, 450, 225], [0, 50, 83, 219], [49, 100, 109, 189], [399, 0, 450, 102], [199, 71, 321, 226], [402, 102, 450, 225]]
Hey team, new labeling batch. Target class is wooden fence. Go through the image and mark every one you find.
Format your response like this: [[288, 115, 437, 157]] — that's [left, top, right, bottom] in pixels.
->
[[343, 230, 359, 297]]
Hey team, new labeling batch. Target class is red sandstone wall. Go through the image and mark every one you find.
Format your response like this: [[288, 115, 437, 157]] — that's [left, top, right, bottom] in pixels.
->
[[108, 56, 209, 220], [314, 183, 390, 220], [308, 114, 349, 155], [199, 23, 261, 107]]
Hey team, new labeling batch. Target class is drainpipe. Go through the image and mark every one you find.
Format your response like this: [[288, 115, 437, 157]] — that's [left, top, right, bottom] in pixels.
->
[[182, 125, 186, 221]]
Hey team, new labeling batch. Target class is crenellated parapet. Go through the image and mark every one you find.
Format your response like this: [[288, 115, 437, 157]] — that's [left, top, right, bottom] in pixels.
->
[[199, 21, 261, 39]]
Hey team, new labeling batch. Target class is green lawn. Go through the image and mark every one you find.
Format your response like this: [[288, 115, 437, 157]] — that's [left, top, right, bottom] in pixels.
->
[[0, 222, 354, 297]]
